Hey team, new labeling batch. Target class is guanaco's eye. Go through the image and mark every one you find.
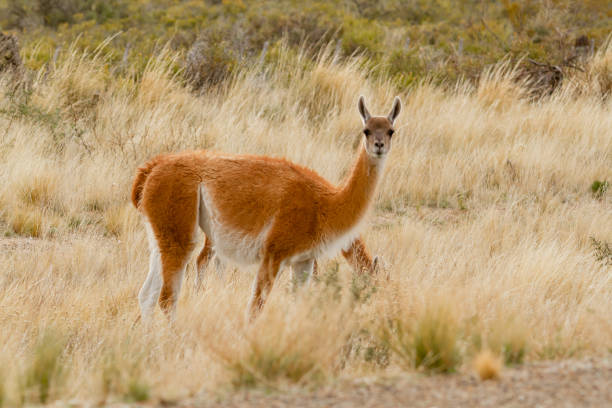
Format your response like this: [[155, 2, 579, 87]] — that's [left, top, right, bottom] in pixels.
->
[[388, 129, 394, 137], [363, 129, 371, 136]]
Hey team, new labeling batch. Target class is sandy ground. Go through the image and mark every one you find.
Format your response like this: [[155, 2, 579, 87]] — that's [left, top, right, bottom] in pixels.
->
[[182, 358, 612, 408]]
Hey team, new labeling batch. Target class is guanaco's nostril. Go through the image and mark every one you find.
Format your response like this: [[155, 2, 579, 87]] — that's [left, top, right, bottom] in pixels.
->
[[375, 141, 384, 149]]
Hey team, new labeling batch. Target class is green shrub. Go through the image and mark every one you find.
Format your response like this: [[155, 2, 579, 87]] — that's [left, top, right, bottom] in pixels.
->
[[382, 305, 461, 374], [36, 0, 81, 27], [125, 380, 150, 403], [184, 27, 244, 91], [2, 0, 610, 88], [341, 16, 384, 55], [591, 180, 609, 199], [502, 339, 527, 365]]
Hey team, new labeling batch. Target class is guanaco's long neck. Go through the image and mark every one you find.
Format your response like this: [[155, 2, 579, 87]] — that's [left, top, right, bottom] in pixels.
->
[[324, 145, 384, 235]]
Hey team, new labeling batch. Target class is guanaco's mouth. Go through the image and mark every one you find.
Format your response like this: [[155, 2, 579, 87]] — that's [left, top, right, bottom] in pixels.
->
[[369, 150, 386, 159]]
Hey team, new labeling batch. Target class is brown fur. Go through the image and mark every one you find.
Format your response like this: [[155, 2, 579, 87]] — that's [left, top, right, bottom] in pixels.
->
[[131, 156, 165, 208], [132, 97, 400, 319]]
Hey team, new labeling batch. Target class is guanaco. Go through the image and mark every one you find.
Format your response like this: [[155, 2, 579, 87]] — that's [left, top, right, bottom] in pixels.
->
[[131, 96, 401, 320]]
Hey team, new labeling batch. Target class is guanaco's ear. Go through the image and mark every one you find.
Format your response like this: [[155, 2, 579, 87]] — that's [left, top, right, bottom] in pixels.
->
[[387, 96, 401, 124], [358, 96, 371, 125]]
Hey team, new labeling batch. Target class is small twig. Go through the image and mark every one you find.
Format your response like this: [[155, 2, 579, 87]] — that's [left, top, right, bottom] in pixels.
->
[[258, 41, 269, 66], [121, 43, 131, 68], [52, 46, 61, 68], [2, 114, 15, 145], [562, 62, 585, 72], [529, 57, 585, 73], [527, 58, 549, 67], [334, 39, 343, 61]]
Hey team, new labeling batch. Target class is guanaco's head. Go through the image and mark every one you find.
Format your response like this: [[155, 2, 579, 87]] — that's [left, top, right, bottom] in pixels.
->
[[358, 96, 401, 160]]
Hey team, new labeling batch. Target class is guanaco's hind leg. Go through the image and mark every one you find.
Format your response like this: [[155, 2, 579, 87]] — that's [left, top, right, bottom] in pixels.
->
[[140, 171, 200, 320], [138, 220, 195, 321], [158, 244, 193, 319], [138, 222, 163, 321]]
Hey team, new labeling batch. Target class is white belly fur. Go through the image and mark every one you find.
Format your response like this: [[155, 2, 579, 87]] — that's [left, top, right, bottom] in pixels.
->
[[287, 220, 364, 265], [198, 183, 365, 267], [199, 184, 271, 266]]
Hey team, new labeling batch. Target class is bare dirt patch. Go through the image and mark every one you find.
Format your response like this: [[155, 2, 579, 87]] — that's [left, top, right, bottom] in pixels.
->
[[187, 358, 612, 408]]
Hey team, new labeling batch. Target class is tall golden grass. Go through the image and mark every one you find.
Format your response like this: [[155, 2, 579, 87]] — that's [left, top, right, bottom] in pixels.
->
[[0, 42, 610, 404]]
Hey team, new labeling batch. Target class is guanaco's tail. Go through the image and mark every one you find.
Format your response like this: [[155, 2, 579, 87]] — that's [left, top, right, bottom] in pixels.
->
[[131, 156, 163, 209]]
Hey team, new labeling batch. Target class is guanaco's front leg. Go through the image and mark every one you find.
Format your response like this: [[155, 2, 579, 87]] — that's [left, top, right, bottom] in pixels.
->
[[248, 254, 282, 321], [312, 236, 378, 277], [341, 236, 378, 275]]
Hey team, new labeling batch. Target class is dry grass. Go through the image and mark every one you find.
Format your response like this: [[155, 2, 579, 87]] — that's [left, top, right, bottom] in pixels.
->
[[0, 41, 610, 405], [473, 350, 502, 381]]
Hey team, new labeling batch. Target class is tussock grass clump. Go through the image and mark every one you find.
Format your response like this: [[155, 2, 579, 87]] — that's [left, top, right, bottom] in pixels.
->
[[501, 339, 528, 366], [17, 176, 58, 208], [100, 347, 150, 403], [380, 302, 461, 374], [103, 204, 137, 238], [210, 292, 354, 389], [229, 346, 321, 389], [488, 319, 529, 366], [411, 308, 461, 373], [19, 330, 66, 405], [476, 59, 529, 110], [6, 207, 45, 238]]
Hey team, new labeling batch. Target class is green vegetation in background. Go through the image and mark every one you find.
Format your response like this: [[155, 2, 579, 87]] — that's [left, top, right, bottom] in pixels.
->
[[1, 0, 611, 88]]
